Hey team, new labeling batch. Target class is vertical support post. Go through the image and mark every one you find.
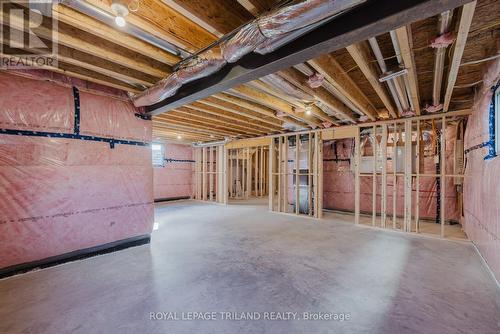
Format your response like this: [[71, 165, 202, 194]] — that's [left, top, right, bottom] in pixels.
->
[[372, 125, 377, 226], [236, 149, 240, 198], [278, 137, 282, 212], [440, 115, 446, 237], [415, 120, 420, 232], [246, 147, 251, 199], [202, 147, 207, 201], [269, 141, 274, 210], [295, 134, 300, 215], [308, 133, 313, 216], [381, 124, 387, 228], [393, 123, 397, 229], [283, 136, 289, 212], [229, 149, 233, 199], [209, 147, 214, 201], [259, 146, 264, 197], [223, 146, 228, 204], [254, 149, 258, 196], [216, 146, 222, 203], [195, 148, 199, 200], [404, 120, 412, 232], [354, 127, 361, 224], [317, 132, 323, 219]]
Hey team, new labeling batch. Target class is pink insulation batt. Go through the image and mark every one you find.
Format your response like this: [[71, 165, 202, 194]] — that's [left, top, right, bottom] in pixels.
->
[[0, 72, 154, 270], [153, 143, 194, 200], [323, 131, 460, 221], [463, 59, 500, 280]]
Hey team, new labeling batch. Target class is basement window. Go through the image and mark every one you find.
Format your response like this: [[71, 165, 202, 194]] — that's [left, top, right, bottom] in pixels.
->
[[152, 143, 164, 167]]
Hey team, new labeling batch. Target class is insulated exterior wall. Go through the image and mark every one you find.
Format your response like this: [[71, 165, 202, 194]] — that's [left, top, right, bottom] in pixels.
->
[[463, 60, 500, 281], [153, 143, 194, 200], [0, 72, 153, 270], [323, 135, 460, 221]]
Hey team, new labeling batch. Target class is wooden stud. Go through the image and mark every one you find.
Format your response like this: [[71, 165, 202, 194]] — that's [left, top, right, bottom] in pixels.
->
[[415, 120, 420, 232], [223, 146, 229, 204], [259, 146, 264, 197], [372, 125, 377, 226], [277, 137, 282, 212], [208, 146, 214, 201], [404, 120, 412, 232], [393, 123, 398, 229], [283, 136, 289, 212], [269, 141, 275, 210], [246, 147, 251, 199], [317, 133, 324, 219], [308, 133, 313, 216], [441, 116, 446, 237], [381, 124, 388, 228], [354, 127, 361, 224], [202, 147, 207, 201], [295, 134, 300, 215]]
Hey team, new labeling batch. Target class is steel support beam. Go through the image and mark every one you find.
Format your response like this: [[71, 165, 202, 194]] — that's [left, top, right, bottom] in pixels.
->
[[146, 0, 473, 116]]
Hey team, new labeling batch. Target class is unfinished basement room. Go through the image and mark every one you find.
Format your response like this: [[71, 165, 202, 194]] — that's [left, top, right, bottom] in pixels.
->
[[0, 0, 499, 333]]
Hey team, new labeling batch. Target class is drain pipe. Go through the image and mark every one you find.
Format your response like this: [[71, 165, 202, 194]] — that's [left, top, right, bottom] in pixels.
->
[[368, 37, 404, 115], [432, 11, 453, 107], [390, 30, 414, 111], [61, 0, 190, 58]]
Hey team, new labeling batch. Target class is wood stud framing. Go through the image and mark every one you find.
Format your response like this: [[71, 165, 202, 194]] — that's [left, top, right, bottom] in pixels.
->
[[269, 132, 323, 218], [194, 145, 227, 204], [227, 146, 269, 200], [351, 112, 467, 238]]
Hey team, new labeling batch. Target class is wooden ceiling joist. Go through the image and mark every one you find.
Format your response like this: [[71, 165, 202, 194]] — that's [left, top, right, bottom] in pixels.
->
[[308, 54, 379, 121], [394, 25, 421, 115], [153, 120, 239, 138], [56, 45, 157, 87], [174, 108, 271, 135], [153, 129, 218, 141], [183, 102, 281, 132], [165, 109, 266, 135], [210, 93, 293, 126], [85, 0, 216, 52], [154, 117, 246, 137], [1, 10, 169, 80], [346, 42, 398, 118], [162, 0, 252, 35], [54, 4, 180, 65], [230, 85, 322, 128], [278, 68, 357, 123], [443, 1, 477, 112]]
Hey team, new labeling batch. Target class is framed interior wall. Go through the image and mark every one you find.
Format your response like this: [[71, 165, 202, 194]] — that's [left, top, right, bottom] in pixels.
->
[[269, 132, 323, 218], [194, 145, 227, 204], [352, 114, 467, 239]]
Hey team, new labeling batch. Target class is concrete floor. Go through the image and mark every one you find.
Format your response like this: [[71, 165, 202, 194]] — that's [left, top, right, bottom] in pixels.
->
[[0, 200, 499, 334]]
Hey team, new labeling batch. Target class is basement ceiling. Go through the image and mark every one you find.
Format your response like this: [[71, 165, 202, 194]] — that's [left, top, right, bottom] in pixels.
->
[[1, 0, 498, 143]]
